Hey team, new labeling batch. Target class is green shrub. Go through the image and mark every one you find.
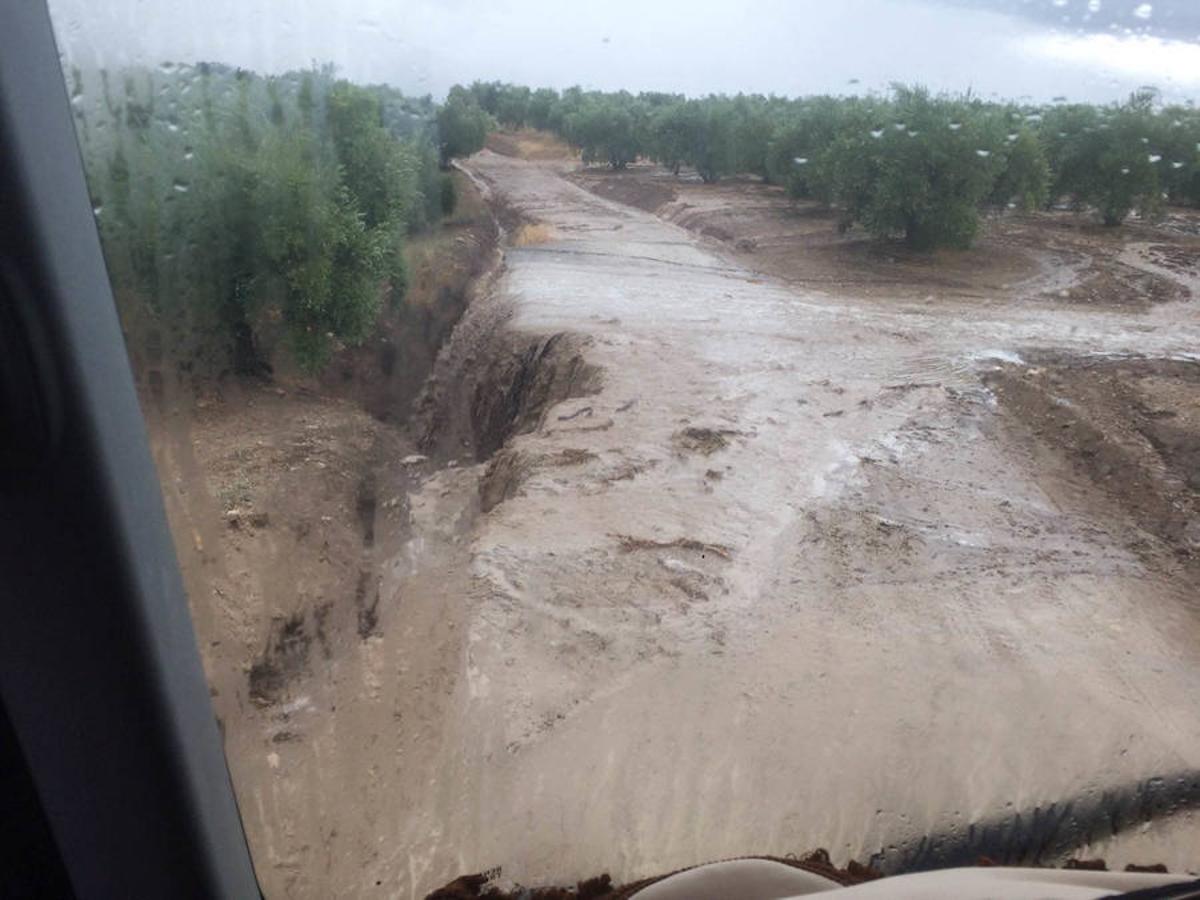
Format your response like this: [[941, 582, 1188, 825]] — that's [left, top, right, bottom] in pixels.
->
[[440, 173, 458, 217]]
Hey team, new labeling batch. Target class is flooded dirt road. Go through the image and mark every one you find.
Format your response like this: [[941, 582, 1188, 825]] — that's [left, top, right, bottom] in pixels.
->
[[233, 151, 1200, 897]]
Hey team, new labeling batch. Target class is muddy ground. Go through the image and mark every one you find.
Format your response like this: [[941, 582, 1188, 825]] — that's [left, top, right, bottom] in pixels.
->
[[150, 140, 1200, 898], [569, 163, 1200, 568]]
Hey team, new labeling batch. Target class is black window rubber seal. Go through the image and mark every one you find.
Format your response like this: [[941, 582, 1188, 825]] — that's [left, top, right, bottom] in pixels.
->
[[0, 3, 262, 898]]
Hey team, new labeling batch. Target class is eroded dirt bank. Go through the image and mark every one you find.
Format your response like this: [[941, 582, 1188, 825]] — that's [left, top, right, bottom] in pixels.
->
[[143, 170, 504, 898]]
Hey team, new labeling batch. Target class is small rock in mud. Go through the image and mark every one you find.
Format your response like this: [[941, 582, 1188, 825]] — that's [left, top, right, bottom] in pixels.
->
[[673, 426, 736, 456], [547, 448, 598, 467]]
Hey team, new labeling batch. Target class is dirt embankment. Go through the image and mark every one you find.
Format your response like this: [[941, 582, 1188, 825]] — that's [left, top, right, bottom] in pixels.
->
[[410, 168, 603, 473], [136, 168, 512, 897], [569, 163, 1200, 311], [148, 169, 498, 692], [317, 172, 499, 422], [985, 356, 1200, 563], [486, 128, 577, 162], [148, 381, 412, 710]]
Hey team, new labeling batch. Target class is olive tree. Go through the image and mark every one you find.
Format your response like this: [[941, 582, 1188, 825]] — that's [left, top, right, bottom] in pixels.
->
[[437, 87, 490, 167]]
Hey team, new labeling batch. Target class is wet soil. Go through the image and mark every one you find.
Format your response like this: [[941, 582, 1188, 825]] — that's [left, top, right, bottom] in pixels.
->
[[414, 149, 1200, 894], [155, 138, 1200, 898], [985, 356, 1200, 562]]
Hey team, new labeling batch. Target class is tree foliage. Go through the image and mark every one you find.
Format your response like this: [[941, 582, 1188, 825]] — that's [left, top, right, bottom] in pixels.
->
[[436, 87, 490, 167], [464, 79, 1199, 247], [75, 62, 453, 374], [566, 97, 642, 169], [1043, 95, 1165, 225]]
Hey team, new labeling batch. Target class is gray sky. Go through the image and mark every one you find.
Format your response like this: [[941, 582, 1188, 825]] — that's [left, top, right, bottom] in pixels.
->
[[48, 0, 1200, 104]]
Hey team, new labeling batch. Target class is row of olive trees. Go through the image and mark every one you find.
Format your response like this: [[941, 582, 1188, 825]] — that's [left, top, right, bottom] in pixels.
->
[[462, 79, 1200, 249], [72, 62, 484, 376]]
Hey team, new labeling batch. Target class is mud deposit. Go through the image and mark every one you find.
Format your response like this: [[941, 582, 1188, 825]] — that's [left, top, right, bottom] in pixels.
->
[[165, 143, 1200, 898], [409, 151, 1200, 895]]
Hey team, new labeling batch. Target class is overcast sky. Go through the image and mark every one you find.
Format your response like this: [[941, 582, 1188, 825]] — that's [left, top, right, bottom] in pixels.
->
[[47, 0, 1200, 104]]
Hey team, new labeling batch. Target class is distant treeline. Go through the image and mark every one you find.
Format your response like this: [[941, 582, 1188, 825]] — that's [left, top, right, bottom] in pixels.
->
[[459, 80, 1200, 249], [71, 62, 489, 375]]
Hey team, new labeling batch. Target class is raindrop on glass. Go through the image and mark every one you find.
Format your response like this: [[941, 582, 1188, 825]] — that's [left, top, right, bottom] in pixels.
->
[[975, 149, 992, 158], [1133, 3, 1152, 19]]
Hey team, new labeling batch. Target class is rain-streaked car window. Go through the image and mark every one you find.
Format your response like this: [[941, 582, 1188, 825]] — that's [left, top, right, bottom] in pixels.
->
[[46, 0, 1200, 896]]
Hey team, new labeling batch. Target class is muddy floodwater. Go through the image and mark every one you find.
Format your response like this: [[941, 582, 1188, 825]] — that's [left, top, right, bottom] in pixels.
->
[[205, 149, 1200, 898]]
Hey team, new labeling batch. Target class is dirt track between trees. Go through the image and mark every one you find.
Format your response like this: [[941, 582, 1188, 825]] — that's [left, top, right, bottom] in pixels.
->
[[210, 148, 1200, 898]]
